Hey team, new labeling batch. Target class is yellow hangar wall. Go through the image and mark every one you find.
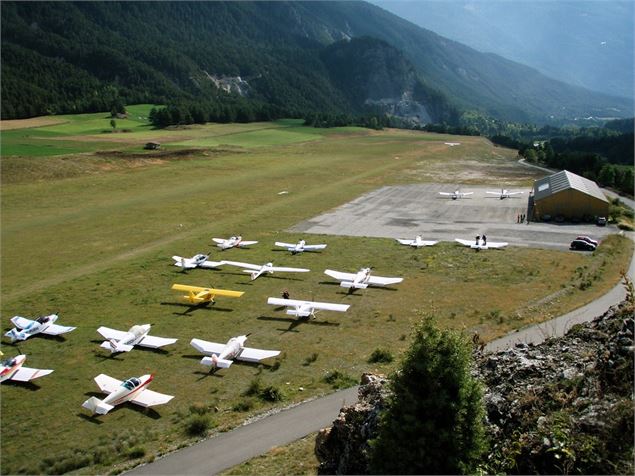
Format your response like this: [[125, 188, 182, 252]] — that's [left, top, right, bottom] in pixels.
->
[[533, 189, 609, 219]]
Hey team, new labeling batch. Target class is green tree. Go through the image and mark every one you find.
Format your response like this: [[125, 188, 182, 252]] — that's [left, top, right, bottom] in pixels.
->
[[369, 318, 487, 474], [598, 164, 616, 187], [110, 119, 116, 130]]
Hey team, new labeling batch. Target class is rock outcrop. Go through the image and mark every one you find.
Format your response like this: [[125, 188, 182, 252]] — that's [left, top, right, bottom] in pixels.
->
[[315, 296, 634, 474]]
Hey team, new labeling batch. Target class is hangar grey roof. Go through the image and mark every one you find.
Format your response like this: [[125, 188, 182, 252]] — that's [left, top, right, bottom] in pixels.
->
[[533, 170, 608, 203]]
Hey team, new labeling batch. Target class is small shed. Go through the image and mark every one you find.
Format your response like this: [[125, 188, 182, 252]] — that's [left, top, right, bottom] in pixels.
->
[[532, 170, 608, 222], [144, 142, 161, 150]]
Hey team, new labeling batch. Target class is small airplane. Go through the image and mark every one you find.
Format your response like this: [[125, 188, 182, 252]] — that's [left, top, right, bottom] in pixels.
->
[[266, 297, 350, 318], [190, 334, 280, 370], [324, 267, 403, 291], [172, 253, 223, 270], [274, 239, 327, 254], [396, 235, 438, 248], [455, 236, 508, 250], [213, 236, 258, 250], [97, 324, 177, 354], [82, 374, 174, 415], [0, 355, 53, 383], [171, 284, 244, 304], [438, 189, 473, 200], [5, 314, 76, 342], [221, 261, 310, 281], [486, 188, 524, 199]]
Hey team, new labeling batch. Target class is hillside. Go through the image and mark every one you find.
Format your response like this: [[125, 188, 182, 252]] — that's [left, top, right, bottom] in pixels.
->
[[1, 1, 632, 123]]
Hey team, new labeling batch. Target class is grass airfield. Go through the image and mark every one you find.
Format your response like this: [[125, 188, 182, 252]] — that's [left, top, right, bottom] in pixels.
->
[[1, 109, 632, 475]]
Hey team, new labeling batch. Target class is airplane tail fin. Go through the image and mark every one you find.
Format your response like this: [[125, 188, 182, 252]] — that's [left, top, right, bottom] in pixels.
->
[[201, 355, 233, 369], [101, 340, 133, 353], [82, 397, 114, 415], [4, 329, 22, 342]]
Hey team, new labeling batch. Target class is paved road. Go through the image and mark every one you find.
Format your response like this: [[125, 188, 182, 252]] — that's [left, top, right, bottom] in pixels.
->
[[127, 243, 634, 476]]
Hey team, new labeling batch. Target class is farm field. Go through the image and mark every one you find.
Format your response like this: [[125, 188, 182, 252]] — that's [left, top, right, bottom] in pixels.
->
[[1, 109, 632, 475]]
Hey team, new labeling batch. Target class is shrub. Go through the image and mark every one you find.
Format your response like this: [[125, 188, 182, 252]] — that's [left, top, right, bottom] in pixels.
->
[[303, 352, 319, 366], [127, 446, 146, 459], [367, 348, 393, 364], [323, 370, 357, 389], [259, 385, 284, 402], [184, 415, 212, 437], [232, 399, 254, 412]]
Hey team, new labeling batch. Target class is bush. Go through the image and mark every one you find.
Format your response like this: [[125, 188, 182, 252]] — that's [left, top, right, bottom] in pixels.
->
[[323, 370, 357, 389], [303, 352, 319, 366], [127, 446, 146, 459], [184, 415, 212, 437], [368, 348, 393, 364], [259, 385, 284, 402], [369, 317, 487, 474], [232, 399, 254, 412]]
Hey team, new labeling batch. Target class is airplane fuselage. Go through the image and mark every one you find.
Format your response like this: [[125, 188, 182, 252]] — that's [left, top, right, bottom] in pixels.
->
[[218, 336, 246, 361], [103, 375, 153, 407], [7, 315, 58, 341], [0, 355, 26, 382], [352, 268, 372, 287]]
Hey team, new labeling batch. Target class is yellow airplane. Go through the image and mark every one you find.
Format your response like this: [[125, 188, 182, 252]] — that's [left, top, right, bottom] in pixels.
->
[[171, 284, 244, 304]]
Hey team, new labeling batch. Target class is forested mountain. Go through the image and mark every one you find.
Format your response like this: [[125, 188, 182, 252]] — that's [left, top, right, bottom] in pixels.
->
[[1, 1, 632, 123]]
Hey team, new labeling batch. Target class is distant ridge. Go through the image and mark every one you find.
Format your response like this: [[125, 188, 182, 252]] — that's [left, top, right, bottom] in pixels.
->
[[1, 1, 631, 123]]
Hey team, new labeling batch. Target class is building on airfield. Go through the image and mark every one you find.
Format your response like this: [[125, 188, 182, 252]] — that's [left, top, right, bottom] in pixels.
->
[[531, 170, 609, 222]]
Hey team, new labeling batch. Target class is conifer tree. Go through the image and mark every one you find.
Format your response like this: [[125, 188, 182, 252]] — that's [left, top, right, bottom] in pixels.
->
[[369, 318, 487, 474]]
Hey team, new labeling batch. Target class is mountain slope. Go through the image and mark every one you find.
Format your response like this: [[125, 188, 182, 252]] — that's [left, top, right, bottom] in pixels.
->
[[1, 1, 631, 123]]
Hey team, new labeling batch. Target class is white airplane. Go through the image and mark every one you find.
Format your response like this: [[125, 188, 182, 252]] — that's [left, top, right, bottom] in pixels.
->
[[324, 267, 403, 290], [438, 189, 473, 200], [486, 188, 524, 199], [455, 236, 508, 250], [274, 239, 327, 254], [97, 324, 177, 354], [266, 297, 350, 318], [396, 235, 438, 248], [82, 374, 174, 415], [0, 355, 53, 383], [5, 314, 76, 342], [221, 260, 310, 280], [190, 335, 280, 370], [172, 253, 223, 270], [213, 236, 258, 250]]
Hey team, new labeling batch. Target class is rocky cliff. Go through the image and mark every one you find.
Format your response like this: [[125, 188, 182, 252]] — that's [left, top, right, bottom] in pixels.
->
[[315, 291, 634, 474]]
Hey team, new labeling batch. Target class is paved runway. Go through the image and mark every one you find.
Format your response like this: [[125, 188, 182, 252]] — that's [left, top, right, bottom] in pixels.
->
[[290, 183, 617, 250]]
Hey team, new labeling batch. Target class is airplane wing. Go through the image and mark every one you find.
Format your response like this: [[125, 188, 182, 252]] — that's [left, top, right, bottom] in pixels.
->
[[274, 242, 296, 248], [462, 192, 474, 196], [172, 256, 196, 269], [455, 239, 475, 247], [324, 269, 357, 281], [268, 266, 310, 273], [396, 239, 415, 245], [237, 240, 258, 246], [199, 260, 223, 269], [302, 244, 327, 251], [367, 276, 403, 286], [221, 260, 260, 270], [485, 241, 508, 249], [438, 192, 452, 196], [508, 191, 523, 196], [486, 191, 501, 195], [97, 326, 128, 341], [239, 347, 280, 363], [419, 240, 438, 246], [190, 338, 225, 356], [130, 388, 174, 408], [10, 316, 33, 330], [94, 374, 122, 394], [42, 323, 76, 336], [308, 301, 350, 312], [171, 284, 244, 298], [11, 367, 54, 382], [212, 238, 226, 244], [267, 297, 348, 312], [138, 335, 178, 349]]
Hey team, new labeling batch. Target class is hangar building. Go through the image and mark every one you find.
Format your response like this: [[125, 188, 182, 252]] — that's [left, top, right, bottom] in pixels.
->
[[531, 170, 609, 222]]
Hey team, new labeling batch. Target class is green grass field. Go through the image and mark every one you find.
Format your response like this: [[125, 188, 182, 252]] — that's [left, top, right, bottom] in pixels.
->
[[1, 109, 631, 475]]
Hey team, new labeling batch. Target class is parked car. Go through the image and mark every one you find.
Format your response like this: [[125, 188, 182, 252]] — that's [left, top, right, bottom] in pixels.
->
[[597, 216, 607, 226], [570, 239, 596, 251], [576, 236, 599, 247]]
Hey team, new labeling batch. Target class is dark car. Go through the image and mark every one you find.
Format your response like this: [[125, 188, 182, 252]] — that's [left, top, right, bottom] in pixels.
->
[[597, 216, 607, 226], [576, 236, 599, 247], [570, 239, 596, 251]]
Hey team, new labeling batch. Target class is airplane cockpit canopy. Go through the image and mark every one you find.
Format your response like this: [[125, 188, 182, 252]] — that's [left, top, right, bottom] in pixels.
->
[[1, 358, 17, 367], [122, 377, 141, 390], [36, 316, 50, 324]]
